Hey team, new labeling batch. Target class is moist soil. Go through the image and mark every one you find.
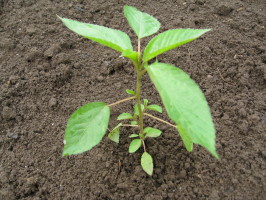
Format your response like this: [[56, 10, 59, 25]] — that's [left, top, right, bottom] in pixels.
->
[[0, 0, 265, 199]]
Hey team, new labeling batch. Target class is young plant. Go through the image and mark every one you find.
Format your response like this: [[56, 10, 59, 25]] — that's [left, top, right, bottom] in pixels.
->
[[58, 5, 219, 176]]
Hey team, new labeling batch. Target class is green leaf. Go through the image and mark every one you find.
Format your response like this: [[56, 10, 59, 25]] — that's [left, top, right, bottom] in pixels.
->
[[147, 104, 162, 113], [134, 104, 145, 115], [144, 127, 162, 138], [124, 5, 160, 38], [117, 113, 133, 120], [129, 134, 139, 138], [58, 16, 133, 53], [125, 89, 135, 95], [177, 124, 193, 152], [141, 152, 153, 176], [130, 121, 138, 125], [122, 49, 139, 64], [129, 139, 142, 153], [108, 123, 122, 143], [63, 102, 110, 156], [143, 99, 149, 106], [146, 63, 218, 159], [143, 29, 211, 62]]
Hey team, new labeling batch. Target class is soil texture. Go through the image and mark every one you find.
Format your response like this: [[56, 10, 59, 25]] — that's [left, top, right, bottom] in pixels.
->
[[0, 0, 265, 199]]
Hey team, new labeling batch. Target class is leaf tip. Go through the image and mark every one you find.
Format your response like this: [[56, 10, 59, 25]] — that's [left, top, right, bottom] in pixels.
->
[[213, 151, 220, 160], [124, 5, 130, 9], [56, 15, 64, 21]]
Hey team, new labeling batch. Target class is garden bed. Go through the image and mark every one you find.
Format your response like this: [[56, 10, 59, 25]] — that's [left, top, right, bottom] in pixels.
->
[[0, 0, 265, 199]]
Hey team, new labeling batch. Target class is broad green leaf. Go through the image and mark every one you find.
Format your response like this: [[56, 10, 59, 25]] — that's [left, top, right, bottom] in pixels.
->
[[124, 5, 160, 38], [129, 134, 139, 138], [108, 123, 122, 143], [126, 89, 135, 95], [58, 16, 133, 53], [122, 50, 139, 64], [141, 152, 153, 176], [177, 125, 193, 152], [143, 29, 211, 62], [144, 127, 162, 138], [147, 104, 162, 113], [131, 121, 138, 125], [63, 102, 110, 156], [143, 99, 149, 106], [134, 104, 145, 115], [117, 113, 133, 120], [146, 63, 218, 159], [129, 139, 142, 153]]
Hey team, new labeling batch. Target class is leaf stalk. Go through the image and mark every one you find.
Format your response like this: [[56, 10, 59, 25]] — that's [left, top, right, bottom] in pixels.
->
[[108, 96, 136, 107], [144, 113, 176, 128]]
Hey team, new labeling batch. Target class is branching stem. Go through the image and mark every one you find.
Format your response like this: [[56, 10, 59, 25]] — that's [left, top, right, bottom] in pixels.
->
[[144, 113, 176, 128], [142, 140, 147, 152], [121, 124, 139, 127], [140, 69, 146, 76], [108, 96, 136, 107]]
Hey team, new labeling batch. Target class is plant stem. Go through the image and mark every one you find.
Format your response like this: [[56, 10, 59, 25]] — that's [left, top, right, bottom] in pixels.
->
[[121, 124, 139, 127], [144, 113, 176, 128], [136, 38, 148, 152], [136, 70, 144, 136], [138, 37, 141, 63], [108, 96, 136, 107], [142, 140, 147, 152], [136, 37, 145, 143]]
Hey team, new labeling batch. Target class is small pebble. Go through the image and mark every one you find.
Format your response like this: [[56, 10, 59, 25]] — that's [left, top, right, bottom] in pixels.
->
[[44, 44, 61, 58], [6, 130, 18, 139], [96, 75, 104, 82], [179, 169, 187, 178], [103, 61, 111, 68], [2, 106, 16, 120], [26, 47, 41, 62], [238, 108, 247, 117], [215, 5, 233, 16], [49, 97, 57, 107], [114, 82, 121, 88], [8, 75, 20, 85]]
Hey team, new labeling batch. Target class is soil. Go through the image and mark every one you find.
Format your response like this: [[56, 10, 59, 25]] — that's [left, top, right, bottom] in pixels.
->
[[0, 0, 265, 199]]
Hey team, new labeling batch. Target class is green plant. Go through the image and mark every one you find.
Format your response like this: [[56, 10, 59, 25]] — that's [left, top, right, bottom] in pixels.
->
[[58, 5, 219, 176]]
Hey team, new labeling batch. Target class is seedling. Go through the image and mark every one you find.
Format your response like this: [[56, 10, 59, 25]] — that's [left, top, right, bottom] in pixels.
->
[[58, 5, 219, 176]]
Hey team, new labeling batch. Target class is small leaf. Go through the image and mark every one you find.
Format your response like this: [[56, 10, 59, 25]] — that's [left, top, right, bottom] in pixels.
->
[[134, 104, 145, 115], [143, 99, 149, 106], [129, 134, 139, 138], [147, 104, 162, 113], [58, 16, 133, 53], [141, 152, 153, 176], [126, 89, 135, 95], [143, 29, 211, 62], [124, 5, 160, 38], [117, 113, 133, 120], [108, 123, 122, 143], [177, 125, 193, 152], [144, 127, 162, 138], [129, 139, 142, 153], [146, 62, 218, 158], [131, 121, 138, 125], [63, 102, 110, 156]]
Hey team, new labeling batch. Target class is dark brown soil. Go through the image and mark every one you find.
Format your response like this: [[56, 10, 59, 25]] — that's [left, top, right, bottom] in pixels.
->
[[1, 0, 265, 199]]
